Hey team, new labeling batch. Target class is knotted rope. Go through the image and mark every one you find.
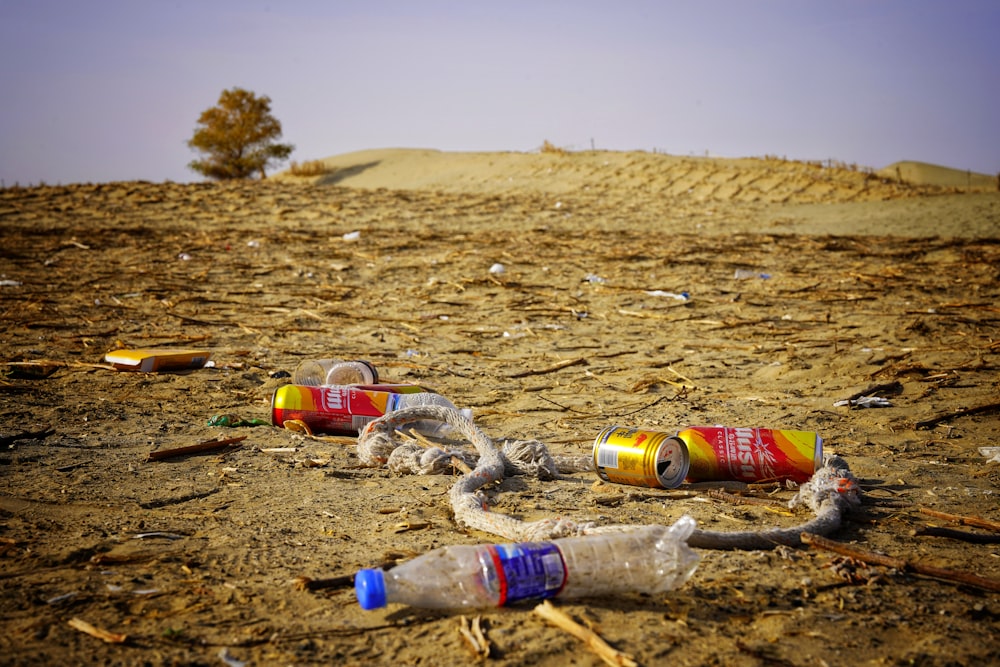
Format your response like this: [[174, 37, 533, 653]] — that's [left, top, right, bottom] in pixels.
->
[[357, 405, 861, 549]]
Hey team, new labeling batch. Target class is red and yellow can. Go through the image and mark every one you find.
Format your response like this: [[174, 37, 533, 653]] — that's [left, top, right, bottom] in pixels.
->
[[271, 385, 396, 435], [676, 426, 822, 484], [592, 426, 691, 489]]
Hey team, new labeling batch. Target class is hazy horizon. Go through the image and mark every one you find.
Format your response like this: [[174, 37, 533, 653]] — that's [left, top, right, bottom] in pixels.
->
[[1, 0, 998, 186]]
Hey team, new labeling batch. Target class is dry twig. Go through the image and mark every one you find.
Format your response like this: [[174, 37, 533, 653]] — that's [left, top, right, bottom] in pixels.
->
[[146, 435, 247, 461], [67, 617, 128, 644], [450, 455, 474, 475], [918, 507, 1000, 532], [458, 615, 491, 659], [910, 525, 1000, 544], [914, 401, 1000, 429], [801, 532, 1000, 593], [294, 560, 399, 591], [707, 488, 788, 508], [534, 600, 638, 667], [507, 357, 586, 378]]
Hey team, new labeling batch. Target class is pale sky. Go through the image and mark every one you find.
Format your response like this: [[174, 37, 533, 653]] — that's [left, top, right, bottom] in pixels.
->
[[1, 0, 997, 185]]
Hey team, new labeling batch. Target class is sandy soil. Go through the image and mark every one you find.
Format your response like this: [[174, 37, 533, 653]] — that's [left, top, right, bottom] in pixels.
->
[[2, 150, 999, 666]]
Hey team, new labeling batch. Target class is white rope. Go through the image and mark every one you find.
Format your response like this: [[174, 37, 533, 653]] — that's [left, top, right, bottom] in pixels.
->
[[356, 405, 861, 549]]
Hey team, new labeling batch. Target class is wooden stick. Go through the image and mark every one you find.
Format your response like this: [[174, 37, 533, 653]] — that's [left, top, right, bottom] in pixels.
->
[[706, 488, 788, 508], [67, 617, 128, 644], [593, 489, 699, 506], [914, 401, 1000, 429], [801, 532, 1000, 593], [665, 366, 697, 388], [919, 507, 1000, 532], [507, 357, 586, 378], [294, 560, 398, 591], [911, 525, 1000, 544], [458, 615, 491, 659], [146, 435, 247, 461], [534, 600, 638, 667], [450, 456, 474, 475], [294, 574, 354, 591]]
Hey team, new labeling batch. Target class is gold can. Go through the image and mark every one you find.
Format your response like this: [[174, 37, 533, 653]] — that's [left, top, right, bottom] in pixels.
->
[[593, 425, 691, 489]]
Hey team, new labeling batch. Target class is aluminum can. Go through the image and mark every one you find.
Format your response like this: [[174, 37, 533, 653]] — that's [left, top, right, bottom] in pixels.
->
[[271, 385, 396, 435], [592, 426, 690, 489], [676, 426, 822, 484]]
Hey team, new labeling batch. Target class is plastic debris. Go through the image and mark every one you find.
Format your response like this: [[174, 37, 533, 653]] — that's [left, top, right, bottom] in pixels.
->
[[342, 230, 361, 241], [834, 396, 893, 408], [979, 447, 1000, 463], [583, 274, 606, 284], [734, 269, 771, 280], [218, 648, 247, 667], [46, 592, 79, 605], [207, 414, 269, 427], [644, 290, 690, 301], [489, 263, 506, 275]]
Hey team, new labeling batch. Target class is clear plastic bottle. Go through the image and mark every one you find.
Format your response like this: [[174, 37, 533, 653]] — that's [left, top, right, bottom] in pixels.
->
[[355, 517, 698, 610], [292, 359, 378, 386], [385, 391, 474, 438]]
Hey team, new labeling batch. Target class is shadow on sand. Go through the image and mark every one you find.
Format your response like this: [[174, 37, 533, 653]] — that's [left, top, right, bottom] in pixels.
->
[[316, 160, 382, 185]]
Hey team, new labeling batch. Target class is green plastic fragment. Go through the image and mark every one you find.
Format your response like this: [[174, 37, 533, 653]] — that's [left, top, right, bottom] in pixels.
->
[[207, 414, 268, 427]]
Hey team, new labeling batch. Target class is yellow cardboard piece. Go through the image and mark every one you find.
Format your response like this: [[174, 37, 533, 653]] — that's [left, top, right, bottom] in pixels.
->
[[104, 348, 212, 372]]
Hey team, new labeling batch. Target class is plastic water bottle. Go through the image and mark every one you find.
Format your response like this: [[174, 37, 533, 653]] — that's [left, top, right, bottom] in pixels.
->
[[380, 391, 474, 438], [292, 359, 378, 386], [271, 385, 471, 438], [354, 517, 699, 610]]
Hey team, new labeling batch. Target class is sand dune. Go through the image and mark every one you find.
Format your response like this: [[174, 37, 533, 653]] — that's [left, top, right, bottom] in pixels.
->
[[878, 160, 997, 190], [275, 148, 1000, 237], [279, 148, 994, 204]]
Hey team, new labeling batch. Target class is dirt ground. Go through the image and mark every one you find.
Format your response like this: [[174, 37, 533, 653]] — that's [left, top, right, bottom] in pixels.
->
[[2, 154, 999, 666]]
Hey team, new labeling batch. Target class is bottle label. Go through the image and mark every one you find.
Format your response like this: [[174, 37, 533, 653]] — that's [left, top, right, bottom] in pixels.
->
[[484, 543, 567, 605]]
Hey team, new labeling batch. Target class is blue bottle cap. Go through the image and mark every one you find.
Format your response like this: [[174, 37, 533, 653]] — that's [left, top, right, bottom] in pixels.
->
[[355, 568, 387, 610]]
